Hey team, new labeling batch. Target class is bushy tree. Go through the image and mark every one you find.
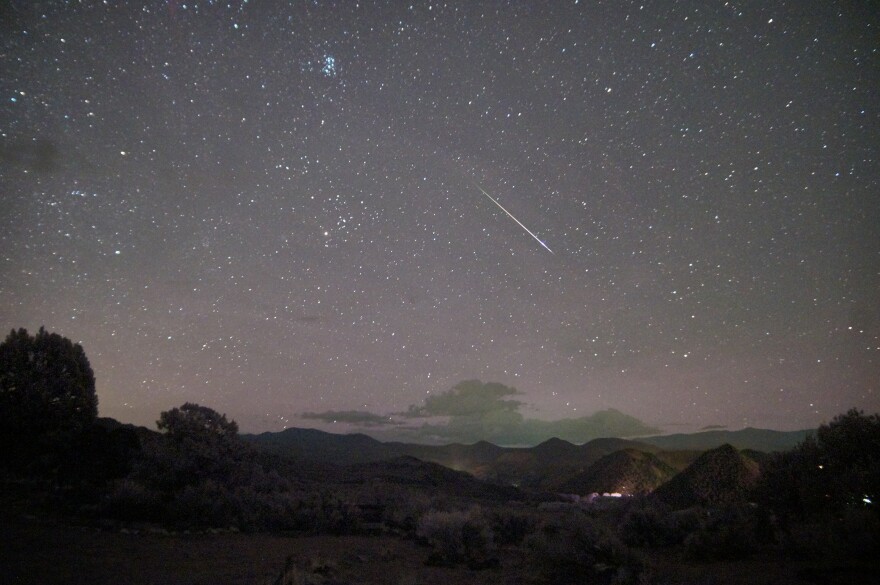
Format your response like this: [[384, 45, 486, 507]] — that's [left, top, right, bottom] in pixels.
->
[[148, 403, 244, 490], [110, 402, 310, 530], [0, 327, 98, 457], [620, 498, 700, 547], [754, 409, 880, 557], [756, 408, 880, 518], [157, 402, 239, 443], [813, 408, 880, 508]]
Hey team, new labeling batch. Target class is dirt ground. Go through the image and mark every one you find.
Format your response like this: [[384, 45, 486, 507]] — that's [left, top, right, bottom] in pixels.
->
[[0, 521, 531, 585], [645, 550, 880, 585], [2, 519, 877, 585]]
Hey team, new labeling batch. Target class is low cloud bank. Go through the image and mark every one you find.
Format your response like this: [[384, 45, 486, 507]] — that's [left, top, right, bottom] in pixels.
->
[[300, 380, 658, 445]]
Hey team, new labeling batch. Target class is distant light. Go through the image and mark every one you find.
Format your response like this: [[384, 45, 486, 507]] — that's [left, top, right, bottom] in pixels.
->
[[864, 496, 873, 505]]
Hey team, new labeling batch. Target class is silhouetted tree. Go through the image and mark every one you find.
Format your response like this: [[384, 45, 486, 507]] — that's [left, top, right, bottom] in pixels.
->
[[157, 402, 239, 443], [814, 408, 880, 506], [150, 403, 243, 487], [0, 327, 97, 465], [754, 409, 880, 558], [113, 402, 305, 530], [756, 408, 880, 519]]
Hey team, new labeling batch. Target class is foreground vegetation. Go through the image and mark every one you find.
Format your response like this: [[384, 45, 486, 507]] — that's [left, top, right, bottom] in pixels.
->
[[1, 327, 878, 584]]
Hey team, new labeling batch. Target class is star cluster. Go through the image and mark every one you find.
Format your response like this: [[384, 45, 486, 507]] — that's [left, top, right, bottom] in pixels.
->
[[1, 1, 877, 434]]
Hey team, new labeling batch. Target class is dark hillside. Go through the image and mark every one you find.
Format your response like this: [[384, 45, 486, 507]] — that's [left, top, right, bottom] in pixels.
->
[[344, 456, 525, 502], [554, 448, 678, 495], [246, 427, 401, 464], [653, 444, 761, 509]]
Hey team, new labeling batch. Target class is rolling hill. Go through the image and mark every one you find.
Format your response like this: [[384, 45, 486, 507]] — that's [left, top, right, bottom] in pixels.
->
[[652, 443, 761, 509], [554, 448, 679, 496]]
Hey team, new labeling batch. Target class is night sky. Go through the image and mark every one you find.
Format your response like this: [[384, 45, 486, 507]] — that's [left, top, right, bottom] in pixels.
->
[[2, 1, 878, 440]]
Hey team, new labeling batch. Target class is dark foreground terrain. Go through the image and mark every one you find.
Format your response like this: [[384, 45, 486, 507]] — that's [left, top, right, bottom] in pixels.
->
[[0, 520, 536, 585], [2, 517, 877, 585]]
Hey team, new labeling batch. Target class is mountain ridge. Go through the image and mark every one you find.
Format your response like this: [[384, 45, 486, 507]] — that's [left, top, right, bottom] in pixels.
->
[[638, 427, 811, 452], [242, 424, 809, 491]]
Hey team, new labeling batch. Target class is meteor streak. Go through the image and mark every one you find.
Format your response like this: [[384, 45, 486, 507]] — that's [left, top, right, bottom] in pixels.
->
[[475, 184, 554, 254]]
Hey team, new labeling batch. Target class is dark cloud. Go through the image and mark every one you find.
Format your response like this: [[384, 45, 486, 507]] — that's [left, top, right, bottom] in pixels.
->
[[300, 410, 397, 427], [336, 380, 659, 445], [403, 379, 522, 418], [370, 408, 659, 446]]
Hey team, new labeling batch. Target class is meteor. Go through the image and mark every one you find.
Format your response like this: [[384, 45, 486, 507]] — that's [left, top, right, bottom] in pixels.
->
[[475, 184, 554, 254]]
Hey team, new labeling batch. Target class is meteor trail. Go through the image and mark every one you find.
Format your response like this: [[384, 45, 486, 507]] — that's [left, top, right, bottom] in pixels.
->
[[475, 184, 554, 254]]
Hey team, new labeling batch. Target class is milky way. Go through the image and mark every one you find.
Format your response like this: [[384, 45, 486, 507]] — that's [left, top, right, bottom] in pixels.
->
[[1, 1, 877, 435]]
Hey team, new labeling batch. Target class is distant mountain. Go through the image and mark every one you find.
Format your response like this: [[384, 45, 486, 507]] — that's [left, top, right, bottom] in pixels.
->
[[244, 425, 806, 495], [653, 444, 761, 509], [554, 448, 678, 496], [245, 428, 682, 490], [639, 427, 809, 452], [247, 427, 401, 465], [533, 437, 584, 461]]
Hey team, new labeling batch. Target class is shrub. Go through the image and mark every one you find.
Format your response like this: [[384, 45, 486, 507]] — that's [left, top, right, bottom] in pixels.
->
[[491, 508, 538, 546], [100, 478, 163, 522], [683, 504, 775, 561], [289, 491, 363, 535], [268, 554, 338, 585], [380, 488, 432, 534], [526, 511, 645, 585], [167, 480, 239, 529], [838, 505, 880, 556], [416, 507, 496, 568], [620, 499, 700, 547]]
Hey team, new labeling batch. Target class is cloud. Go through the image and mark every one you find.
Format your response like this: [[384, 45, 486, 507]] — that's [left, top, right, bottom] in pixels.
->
[[699, 424, 728, 431], [300, 409, 397, 427], [403, 379, 522, 418], [303, 380, 660, 446], [385, 407, 656, 445]]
